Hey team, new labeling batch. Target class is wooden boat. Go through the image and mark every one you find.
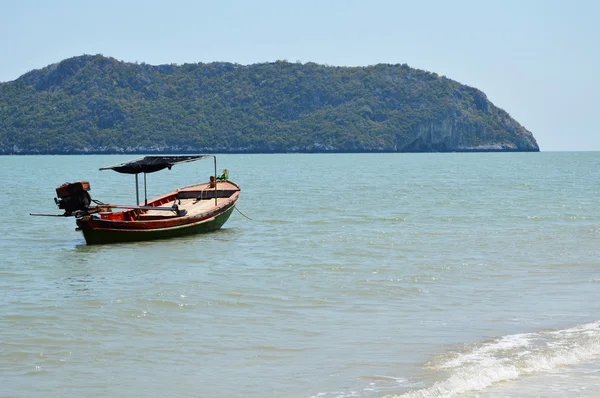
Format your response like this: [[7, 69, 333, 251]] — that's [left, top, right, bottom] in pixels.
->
[[36, 155, 240, 245]]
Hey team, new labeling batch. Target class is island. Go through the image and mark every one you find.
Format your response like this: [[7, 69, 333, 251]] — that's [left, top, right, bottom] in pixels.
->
[[0, 54, 538, 154]]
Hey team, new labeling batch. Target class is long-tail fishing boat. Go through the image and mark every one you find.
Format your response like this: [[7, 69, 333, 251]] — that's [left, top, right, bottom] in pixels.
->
[[33, 155, 240, 245]]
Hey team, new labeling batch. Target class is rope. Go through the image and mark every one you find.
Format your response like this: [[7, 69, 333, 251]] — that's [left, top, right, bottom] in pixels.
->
[[235, 206, 253, 220]]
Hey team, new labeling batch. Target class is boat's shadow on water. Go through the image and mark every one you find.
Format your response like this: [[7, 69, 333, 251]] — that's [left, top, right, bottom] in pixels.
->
[[50, 228, 246, 299]]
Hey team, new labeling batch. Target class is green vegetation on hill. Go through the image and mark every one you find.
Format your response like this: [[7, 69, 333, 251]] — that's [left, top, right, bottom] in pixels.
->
[[0, 54, 538, 154]]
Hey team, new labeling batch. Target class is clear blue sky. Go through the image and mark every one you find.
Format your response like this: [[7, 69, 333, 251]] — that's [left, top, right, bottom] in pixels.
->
[[1, 0, 598, 151]]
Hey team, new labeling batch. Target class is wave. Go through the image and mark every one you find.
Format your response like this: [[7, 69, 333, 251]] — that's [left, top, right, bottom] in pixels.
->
[[389, 320, 600, 398]]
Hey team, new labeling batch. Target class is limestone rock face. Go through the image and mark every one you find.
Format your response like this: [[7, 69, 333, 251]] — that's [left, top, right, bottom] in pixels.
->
[[400, 110, 538, 152]]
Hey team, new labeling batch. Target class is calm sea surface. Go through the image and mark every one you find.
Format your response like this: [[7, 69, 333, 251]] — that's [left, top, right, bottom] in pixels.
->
[[1, 152, 600, 397]]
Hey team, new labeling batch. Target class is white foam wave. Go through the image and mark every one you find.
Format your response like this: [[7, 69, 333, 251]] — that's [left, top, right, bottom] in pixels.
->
[[388, 321, 600, 398]]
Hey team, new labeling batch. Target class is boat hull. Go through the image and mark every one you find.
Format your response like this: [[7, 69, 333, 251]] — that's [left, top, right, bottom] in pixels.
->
[[76, 203, 236, 245]]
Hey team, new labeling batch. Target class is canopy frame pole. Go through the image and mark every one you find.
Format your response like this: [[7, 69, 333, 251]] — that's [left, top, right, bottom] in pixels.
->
[[144, 173, 148, 205], [135, 174, 140, 205]]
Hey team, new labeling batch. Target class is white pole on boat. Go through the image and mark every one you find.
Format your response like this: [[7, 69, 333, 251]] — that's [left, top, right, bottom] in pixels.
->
[[135, 174, 140, 205], [144, 173, 148, 205]]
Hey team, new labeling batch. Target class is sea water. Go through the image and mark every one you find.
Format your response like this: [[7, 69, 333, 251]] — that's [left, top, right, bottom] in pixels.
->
[[1, 152, 599, 397]]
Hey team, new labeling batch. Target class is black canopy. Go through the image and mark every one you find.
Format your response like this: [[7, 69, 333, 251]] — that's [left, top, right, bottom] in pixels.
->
[[100, 155, 210, 174]]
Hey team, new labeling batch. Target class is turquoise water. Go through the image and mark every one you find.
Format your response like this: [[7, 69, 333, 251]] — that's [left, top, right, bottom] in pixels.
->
[[1, 152, 599, 397]]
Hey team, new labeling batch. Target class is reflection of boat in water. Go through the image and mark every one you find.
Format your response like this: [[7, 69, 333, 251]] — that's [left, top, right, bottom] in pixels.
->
[[36, 155, 240, 245]]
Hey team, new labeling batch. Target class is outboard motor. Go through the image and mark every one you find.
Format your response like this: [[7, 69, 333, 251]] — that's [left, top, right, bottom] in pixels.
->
[[54, 181, 92, 216]]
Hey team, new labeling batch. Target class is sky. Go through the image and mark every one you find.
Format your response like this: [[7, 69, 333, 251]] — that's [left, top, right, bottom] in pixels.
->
[[1, 0, 599, 151]]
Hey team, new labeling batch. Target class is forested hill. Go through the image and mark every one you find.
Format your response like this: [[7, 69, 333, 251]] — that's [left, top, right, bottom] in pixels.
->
[[0, 54, 539, 154]]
